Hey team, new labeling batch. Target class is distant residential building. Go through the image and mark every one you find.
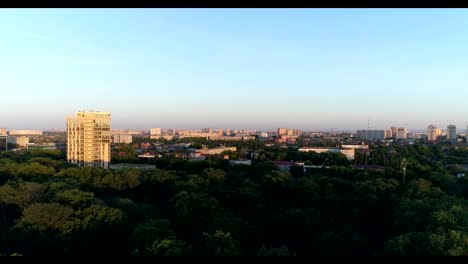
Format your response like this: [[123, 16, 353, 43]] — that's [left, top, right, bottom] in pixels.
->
[[390, 127, 398, 138], [277, 128, 287, 136], [210, 135, 256, 141], [218, 129, 224, 136], [391, 127, 408, 140], [447, 125, 457, 143], [259, 132, 269, 138], [356, 130, 385, 140], [277, 128, 301, 137], [151, 134, 174, 140], [0, 128, 6, 137], [8, 136, 29, 148], [9, 130, 43, 136], [177, 131, 215, 139], [27, 143, 56, 150], [199, 146, 236, 155], [385, 129, 392, 139], [407, 133, 423, 140], [67, 111, 111, 169], [229, 160, 252, 166], [202, 128, 213, 133], [225, 129, 231, 136], [298, 147, 355, 160], [112, 133, 133, 144], [150, 128, 161, 136], [341, 144, 369, 150], [273, 161, 304, 172], [428, 125, 442, 141]]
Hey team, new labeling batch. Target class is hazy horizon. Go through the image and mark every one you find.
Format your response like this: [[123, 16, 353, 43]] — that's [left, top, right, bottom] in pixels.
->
[[1, 9, 468, 131]]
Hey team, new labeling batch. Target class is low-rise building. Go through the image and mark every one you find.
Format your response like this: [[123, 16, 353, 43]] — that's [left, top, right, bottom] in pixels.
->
[[341, 144, 369, 150], [9, 130, 43, 136], [298, 147, 355, 160], [199, 146, 237, 155], [112, 133, 133, 144], [15, 136, 30, 147], [229, 159, 252, 166], [27, 143, 56, 150], [273, 161, 304, 172], [8, 136, 30, 148]]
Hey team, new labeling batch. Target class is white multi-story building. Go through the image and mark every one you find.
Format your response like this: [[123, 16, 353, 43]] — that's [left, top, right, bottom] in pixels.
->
[[0, 128, 6, 137], [67, 111, 111, 168]]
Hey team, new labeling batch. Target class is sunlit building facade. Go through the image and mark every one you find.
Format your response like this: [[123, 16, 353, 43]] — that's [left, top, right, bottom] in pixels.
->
[[67, 111, 111, 168]]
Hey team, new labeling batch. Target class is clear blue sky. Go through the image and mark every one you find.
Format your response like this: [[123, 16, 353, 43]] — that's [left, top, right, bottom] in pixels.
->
[[1, 8, 468, 132]]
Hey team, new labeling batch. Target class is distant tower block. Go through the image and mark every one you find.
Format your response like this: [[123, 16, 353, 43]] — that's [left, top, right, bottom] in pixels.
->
[[67, 111, 111, 168]]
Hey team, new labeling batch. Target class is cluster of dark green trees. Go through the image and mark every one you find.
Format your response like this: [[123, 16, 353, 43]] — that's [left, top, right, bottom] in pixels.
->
[[1, 145, 468, 256]]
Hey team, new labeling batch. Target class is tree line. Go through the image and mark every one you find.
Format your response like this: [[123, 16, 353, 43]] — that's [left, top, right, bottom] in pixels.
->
[[0, 146, 468, 255]]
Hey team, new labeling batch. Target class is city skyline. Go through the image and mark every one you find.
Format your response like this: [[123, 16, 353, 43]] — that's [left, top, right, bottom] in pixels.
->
[[1, 9, 468, 130]]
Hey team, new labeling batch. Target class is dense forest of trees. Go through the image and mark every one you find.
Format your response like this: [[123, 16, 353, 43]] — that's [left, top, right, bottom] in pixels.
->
[[1, 145, 468, 256]]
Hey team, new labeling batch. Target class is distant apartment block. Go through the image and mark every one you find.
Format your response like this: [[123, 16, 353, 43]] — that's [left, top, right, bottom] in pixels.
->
[[356, 130, 385, 140], [150, 128, 175, 140], [385, 129, 392, 139], [199, 146, 236, 155], [150, 128, 161, 136], [67, 111, 111, 168], [390, 127, 408, 140], [447, 125, 457, 143], [277, 128, 301, 137], [427, 125, 442, 141], [258, 132, 269, 138], [9, 130, 43, 136], [298, 147, 355, 160], [112, 133, 133, 144], [177, 130, 215, 139], [210, 135, 256, 141], [7, 136, 29, 148], [0, 128, 6, 137], [341, 144, 369, 150], [273, 161, 305, 172], [151, 135, 174, 140], [277, 128, 287, 136]]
